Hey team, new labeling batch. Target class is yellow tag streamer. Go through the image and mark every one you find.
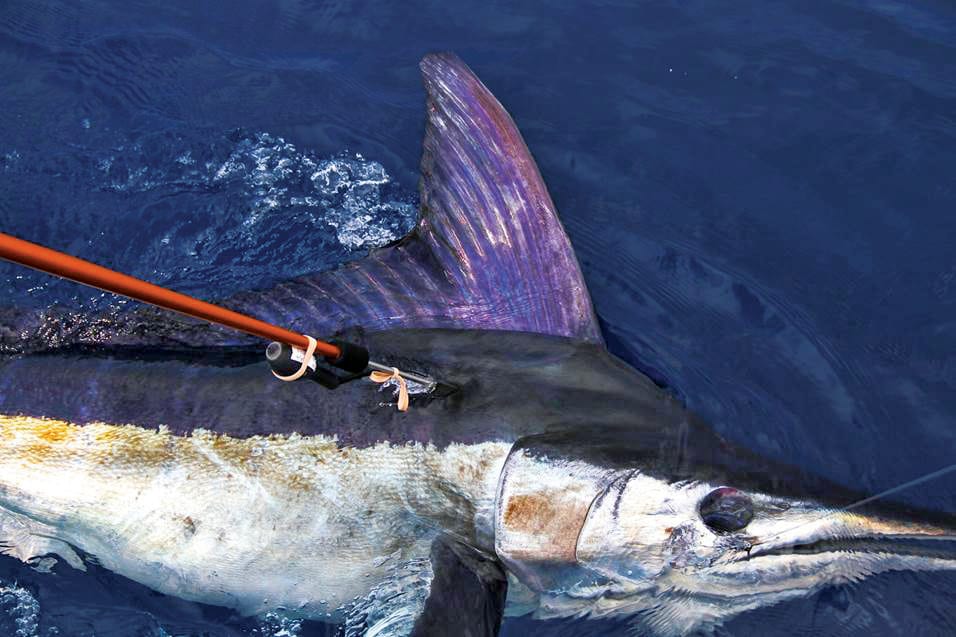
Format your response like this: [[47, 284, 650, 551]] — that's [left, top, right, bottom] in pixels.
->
[[370, 367, 410, 412]]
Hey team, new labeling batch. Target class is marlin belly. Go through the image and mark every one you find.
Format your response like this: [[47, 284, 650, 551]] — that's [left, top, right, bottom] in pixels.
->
[[0, 413, 509, 619]]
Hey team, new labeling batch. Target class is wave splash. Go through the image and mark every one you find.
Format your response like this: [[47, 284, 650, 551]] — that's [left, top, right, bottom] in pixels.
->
[[0, 130, 418, 310], [0, 582, 43, 637]]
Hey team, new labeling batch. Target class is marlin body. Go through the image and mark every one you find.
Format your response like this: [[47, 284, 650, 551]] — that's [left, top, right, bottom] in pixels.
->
[[0, 54, 954, 636]]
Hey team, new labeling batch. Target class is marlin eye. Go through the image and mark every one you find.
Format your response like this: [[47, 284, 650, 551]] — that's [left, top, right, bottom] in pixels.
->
[[699, 487, 754, 533]]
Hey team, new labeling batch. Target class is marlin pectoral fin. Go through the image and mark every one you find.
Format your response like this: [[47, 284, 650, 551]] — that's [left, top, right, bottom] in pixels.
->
[[1, 53, 601, 355], [344, 537, 507, 637], [411, 537, 508, 637], [0, 509, 86, 572]]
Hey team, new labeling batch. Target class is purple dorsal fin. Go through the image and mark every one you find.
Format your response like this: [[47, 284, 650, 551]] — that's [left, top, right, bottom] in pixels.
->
[[414, 53, 599, 339], [233, 53, 601, 342], [2, 54, 602, 354]]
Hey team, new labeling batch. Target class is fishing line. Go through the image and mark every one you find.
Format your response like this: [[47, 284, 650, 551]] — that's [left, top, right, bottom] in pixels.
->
[[754, 462, 956, 545]]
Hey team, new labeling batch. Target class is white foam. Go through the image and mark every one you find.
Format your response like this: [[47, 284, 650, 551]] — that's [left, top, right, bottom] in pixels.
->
[[209, 132, 415, 249], [2, 129, 418, 310], [252, 611, 303, 636], [0, 581, 42, 637]]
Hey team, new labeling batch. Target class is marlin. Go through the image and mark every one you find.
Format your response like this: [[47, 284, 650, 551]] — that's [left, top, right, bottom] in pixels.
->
[[0, 54, 953, 636]]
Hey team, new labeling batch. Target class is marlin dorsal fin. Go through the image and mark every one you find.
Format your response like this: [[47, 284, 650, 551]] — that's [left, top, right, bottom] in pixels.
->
[[228, 53, 602, 343], [411, 53, 600, 340], [2, 54, 602, 353]]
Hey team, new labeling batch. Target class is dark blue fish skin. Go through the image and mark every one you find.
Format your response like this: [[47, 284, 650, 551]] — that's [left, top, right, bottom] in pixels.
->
[[0, 329, 652, 448], [0, 53, 600, 356]]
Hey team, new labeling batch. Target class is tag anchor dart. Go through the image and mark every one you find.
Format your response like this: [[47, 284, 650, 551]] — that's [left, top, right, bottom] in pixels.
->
[[265, 340, 452, 395]]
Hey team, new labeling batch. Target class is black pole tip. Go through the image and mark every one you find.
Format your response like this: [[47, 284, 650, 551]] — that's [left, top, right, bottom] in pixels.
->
[[328, 340, 370, 373]]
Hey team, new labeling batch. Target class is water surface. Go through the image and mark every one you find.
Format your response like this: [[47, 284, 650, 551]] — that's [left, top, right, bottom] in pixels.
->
[[1, 1, 954, 635]]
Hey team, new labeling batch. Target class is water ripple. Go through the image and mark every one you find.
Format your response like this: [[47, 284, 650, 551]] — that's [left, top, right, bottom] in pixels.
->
[[0, 129, 417, 310]]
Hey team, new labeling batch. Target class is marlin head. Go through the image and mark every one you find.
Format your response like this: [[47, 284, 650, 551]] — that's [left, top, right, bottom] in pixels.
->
[[494, 426, 956, 633]]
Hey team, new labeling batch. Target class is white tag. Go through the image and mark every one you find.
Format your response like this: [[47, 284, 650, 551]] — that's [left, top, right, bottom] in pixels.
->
[[290, 346, 318, 371]]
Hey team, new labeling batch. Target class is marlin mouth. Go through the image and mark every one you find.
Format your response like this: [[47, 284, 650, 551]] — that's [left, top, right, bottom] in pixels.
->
[[749, 535, 956, 561]]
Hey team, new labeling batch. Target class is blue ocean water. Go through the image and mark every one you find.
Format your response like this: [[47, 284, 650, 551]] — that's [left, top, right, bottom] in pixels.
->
[[1, 1, 955, 635]]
